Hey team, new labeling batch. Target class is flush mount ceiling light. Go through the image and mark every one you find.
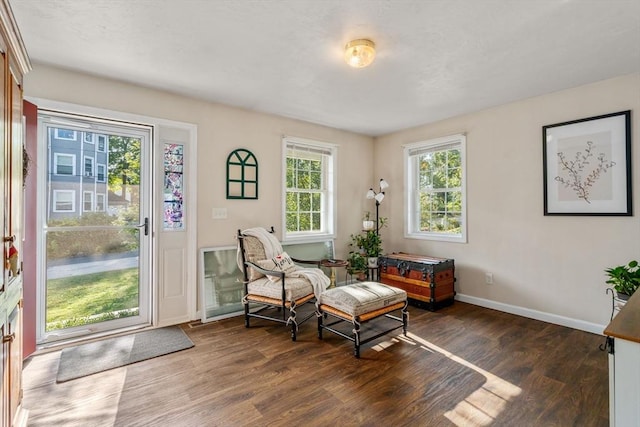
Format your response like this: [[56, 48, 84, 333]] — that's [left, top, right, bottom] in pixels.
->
[[344, 39, 376, 68]]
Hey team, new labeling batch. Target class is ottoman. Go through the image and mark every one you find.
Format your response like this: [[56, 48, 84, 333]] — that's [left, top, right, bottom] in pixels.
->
[[316, 281, 408, 358]]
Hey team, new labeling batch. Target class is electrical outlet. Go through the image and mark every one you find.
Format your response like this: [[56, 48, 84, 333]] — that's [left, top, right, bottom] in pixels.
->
[[485, 272, 493, 285]]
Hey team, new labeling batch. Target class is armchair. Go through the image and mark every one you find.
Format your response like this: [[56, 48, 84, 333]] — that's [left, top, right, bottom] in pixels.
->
[[237, 227, 330, 341]]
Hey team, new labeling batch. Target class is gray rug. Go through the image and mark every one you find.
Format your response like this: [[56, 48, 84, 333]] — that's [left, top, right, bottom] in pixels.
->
[[56, 326, 194, 382]]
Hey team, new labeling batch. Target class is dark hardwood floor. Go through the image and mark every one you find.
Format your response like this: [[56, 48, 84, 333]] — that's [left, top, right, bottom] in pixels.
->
[[22, 302, 609, 426]]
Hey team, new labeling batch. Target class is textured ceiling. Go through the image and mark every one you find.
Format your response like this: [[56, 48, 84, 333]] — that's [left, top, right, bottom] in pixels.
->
[[10, 0, 640, 136]]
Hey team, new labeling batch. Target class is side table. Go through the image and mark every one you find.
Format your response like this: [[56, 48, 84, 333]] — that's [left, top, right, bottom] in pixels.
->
[[320, 259, 349, 288]]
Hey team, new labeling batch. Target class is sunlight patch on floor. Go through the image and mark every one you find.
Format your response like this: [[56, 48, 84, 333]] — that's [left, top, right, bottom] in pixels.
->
[[406, 332, 522, 426]]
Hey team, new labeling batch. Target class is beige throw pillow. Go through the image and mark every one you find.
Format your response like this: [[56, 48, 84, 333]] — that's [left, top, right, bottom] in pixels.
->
[[256, 252, 297, 282]]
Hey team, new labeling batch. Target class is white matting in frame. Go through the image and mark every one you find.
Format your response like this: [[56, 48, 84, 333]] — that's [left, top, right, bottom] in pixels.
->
[[543, 110, 631, 215]]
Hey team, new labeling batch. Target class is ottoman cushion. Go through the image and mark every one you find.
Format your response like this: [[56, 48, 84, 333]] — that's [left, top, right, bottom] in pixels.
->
[[318, 281, 407, 317]]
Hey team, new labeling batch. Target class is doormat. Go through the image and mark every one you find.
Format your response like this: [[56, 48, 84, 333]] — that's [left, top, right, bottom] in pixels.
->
[[56, 325, 194, 382]]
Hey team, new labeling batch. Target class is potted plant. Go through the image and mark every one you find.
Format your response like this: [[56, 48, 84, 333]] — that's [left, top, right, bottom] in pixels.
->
[[362, 211, 375, 231], [351, 230, 383, 268], [605, 260, 640, 301], [347, 251, 367, 281]]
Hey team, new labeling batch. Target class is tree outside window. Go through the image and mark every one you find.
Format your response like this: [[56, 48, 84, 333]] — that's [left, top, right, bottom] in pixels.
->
[[406, 134, 466, 242], [283, 137, 335, 240]]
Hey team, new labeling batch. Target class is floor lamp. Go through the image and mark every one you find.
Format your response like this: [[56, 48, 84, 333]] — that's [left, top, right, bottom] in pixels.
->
[[366, 179, 389, 235]]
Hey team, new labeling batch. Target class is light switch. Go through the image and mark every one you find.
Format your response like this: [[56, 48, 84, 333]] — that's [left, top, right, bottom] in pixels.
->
[[212, 207, 227, 219]]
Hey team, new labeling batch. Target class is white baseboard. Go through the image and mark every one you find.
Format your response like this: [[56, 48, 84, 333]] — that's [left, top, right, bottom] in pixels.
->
[[455, 293, 607, 336]]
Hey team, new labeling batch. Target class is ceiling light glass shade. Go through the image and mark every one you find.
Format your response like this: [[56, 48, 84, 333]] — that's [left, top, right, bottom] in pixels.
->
[[374, 192, 385, 203], [366, 189, 375, 199], [344, 39, 376, 68], [379, 179, 389, 190]]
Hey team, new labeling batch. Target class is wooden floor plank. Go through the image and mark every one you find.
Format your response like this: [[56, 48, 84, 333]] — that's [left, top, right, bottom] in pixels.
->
[[22, 302, 609, 426]]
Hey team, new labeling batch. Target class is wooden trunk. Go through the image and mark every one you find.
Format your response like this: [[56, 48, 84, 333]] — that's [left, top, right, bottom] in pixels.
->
[[379, 253, 455, 311]]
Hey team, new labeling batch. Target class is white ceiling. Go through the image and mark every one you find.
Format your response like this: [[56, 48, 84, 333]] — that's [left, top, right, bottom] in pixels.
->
[[10, 0, 640, 136]]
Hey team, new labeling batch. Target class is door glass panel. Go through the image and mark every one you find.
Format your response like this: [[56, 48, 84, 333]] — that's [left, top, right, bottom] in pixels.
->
[[40, 114, 151, 342]]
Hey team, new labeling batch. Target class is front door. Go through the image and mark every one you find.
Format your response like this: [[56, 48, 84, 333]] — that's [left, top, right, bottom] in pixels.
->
[[38, 111, 152, 343]]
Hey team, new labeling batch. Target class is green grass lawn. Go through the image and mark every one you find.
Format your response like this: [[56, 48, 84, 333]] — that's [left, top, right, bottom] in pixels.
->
[[46, 268, 139, 331]]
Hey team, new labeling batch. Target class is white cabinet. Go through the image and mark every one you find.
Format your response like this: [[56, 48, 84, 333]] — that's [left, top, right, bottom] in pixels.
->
[[608, 339, 640, 426], [604, 291, 640, 427]]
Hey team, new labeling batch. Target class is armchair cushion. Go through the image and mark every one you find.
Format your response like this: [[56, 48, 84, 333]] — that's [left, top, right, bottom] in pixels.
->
[[247, 276, 314, 302], [256, 252, 297, 282]]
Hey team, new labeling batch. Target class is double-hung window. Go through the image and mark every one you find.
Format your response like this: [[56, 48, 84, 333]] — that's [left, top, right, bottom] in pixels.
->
[[405, 133, 467, 242], [54, 153, 75, 176], [53, 190, 75, 212], [283, 136, 336, 241], [83, 191, 94, 212], [84, 156, 94, 177]]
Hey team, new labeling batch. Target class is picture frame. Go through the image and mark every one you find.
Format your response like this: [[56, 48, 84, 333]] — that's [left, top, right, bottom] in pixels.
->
[[543, 110, 632, 216]]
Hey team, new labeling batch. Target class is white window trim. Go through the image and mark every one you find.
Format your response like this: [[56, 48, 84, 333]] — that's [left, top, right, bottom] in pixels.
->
[[96, 193, 106, 211], [281, 136, 337, 243], [84, 132, 95, 144], [97, 135, 107, 152], [84, 156, 94, 177], [83, 191, 94, 212], [54, 128, 77, 140], [97, 163, 106, 182], [53, 190, 76, 213], [54, 153, 76, 176], [404, 133, 467, 243]]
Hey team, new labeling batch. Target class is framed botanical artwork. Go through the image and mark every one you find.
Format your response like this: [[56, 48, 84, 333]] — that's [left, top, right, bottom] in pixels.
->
[[543, 110, 632, 216]]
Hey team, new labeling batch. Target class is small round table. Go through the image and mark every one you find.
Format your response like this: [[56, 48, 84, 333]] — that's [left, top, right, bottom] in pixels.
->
[[320, 259, 349, 288]]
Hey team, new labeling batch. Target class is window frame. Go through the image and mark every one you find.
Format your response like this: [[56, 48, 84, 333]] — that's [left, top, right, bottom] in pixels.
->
[[54, 153, 75, 176], [96, 193, 106, 211], [54, 128, 77, 141], [96, 163, 106, 182], [83, 191, 94, 212], [53, 190, 76, 213], [281, 136, 336, 243], [404, 133, 467, 243], [84, 156, 94, 177], [84, 132, 95, 144], [97, 134, 107, 152]]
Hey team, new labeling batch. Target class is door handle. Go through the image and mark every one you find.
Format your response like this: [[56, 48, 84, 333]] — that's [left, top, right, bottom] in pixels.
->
[[137, 218, 149, 236]]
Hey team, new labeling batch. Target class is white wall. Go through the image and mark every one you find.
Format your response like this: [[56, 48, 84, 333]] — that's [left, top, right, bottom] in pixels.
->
[[25, 63, 640, 332], [375, 73, 640, 330], [24, 63, 374, 258]]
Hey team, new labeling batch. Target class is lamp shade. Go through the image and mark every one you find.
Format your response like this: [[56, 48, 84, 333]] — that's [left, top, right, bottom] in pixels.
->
[[374, 192, 385, 203], [379, 179, 389, 190], [366, 189, 375, 199], [344, 39, 376, 68]]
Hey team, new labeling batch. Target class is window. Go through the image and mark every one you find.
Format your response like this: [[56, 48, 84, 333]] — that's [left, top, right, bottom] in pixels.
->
[[97, 135, 107, 152], [96, 193, 105, 211], [83, 191, 94, 212], [53, 190, 75, 212], [283, 137, 336, 241], [84, 132, 94, 143], [97, 164, 106, 182], [405, 134, 466, 242], [84, 156, 94, 177], [54, 153, 75, 176], [54, 128, 77, 140]]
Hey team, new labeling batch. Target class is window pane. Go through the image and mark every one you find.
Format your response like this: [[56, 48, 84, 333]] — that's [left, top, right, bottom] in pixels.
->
[[309, 171, 322, 190], [406, 134, 466, 241], [299, 192, 311, 211], [299, 212, 311, 231]]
